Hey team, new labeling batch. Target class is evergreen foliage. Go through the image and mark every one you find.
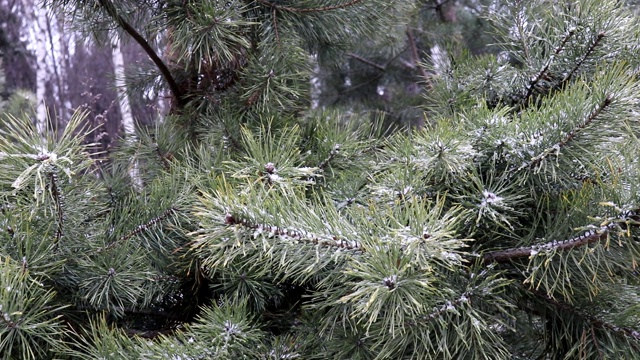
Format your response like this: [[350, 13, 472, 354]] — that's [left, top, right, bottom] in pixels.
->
[[3, 0, 640, 358]]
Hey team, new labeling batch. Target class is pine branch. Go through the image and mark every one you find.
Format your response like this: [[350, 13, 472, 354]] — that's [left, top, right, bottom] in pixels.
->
[[154, 144, 172, 171], [224, 213, 363, 251], [517, 94, 612, 172], [272, 7, 280, 44], [0, 308, 19, 329], [529, 286, 640, 343], [482, 209, 640, 264], [119, 208, 176, 242], [346, 53, 386, 71], [561, 32, 605, 85], [427, 0, 455, 23], [97, 0, 185, 108], [523, 28, 575, 101], [255, 0, 363, 14], [101, 207, 177, 251], [75, 305, 184, 322], [317, 144, 341, 171], [50, 168, 65, 250]]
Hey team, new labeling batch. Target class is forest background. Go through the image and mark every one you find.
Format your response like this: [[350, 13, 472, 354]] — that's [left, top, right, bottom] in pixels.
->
[[1, 0, 492, 139]]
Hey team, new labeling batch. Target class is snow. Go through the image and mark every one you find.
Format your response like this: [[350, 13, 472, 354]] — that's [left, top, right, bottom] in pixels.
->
[[480, 190, 503, 207]]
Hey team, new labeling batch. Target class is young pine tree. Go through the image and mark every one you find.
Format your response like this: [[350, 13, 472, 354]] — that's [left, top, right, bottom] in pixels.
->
[[3, 0, 640, 359]]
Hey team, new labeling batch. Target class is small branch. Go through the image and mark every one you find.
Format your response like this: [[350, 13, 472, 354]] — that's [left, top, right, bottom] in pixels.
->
[[318, 144, 341, 171], [50, 168, 65, 250], [224, 213, 363, 251], [255, 0, 363, 13], [406, 28, 430, 85], [426, 0, 453, 9], [101, 207, 177, 251], [524, 29, 575, 100], [97, 0, 185, 107], [410, 291, 472, 325], [427, 0, 454, 23], [222, 126, 242, 151], [272, 7, 280, 44], [517, 95, 612, 172], [561, 32, 605, 85], [346, 53, 386, 71], [0, 308, 19, 329], [120, 208, 176, 242], [482, 209, 640, 264], [154, 144, 172, 171]]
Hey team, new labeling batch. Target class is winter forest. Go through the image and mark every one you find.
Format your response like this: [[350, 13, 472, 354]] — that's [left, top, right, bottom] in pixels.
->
[[4, 0, 640, 359]]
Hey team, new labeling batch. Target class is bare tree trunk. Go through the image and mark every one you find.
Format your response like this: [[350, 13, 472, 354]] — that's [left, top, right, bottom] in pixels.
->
[[111, 33, 141, 187], [45, 11, 64, 121], [111, 35, 134, 135], [34, 5, 51, 134]]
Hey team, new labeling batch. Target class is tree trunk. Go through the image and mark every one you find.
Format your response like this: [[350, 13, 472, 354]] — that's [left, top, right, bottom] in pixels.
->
[[111, 33, 142, 188], [34, 6, 53, 134]]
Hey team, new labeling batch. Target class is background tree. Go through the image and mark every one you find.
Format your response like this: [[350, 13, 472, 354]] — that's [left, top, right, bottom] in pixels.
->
[[3, 0, 640, 359], [315, 0, 498, 127]]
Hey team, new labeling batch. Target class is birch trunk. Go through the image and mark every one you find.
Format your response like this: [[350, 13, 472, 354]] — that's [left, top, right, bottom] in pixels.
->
[[111, 33, 142, 188], [34, 5, 51, 134]]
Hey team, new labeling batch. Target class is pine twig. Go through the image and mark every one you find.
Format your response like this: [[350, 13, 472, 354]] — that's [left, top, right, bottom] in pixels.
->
[[119, 208, 176, 242], [224, 213, 363, 251], [317, 144, 341, 171], [406, 291, 472, 326], [100, 207, 177, 251], [346, 53, 386, 71], [517, 95, 612, 172], [524, 28, 575, 100], [406, 28, 430, 85], [272, 7, 280, 44], [154, 144, 172, 171], [561, 32, 606, 85], [49, 168, 65, 250]]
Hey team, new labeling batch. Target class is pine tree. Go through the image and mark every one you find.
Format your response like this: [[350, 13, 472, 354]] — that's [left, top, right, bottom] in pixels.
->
[[3, 0, 640, 359]]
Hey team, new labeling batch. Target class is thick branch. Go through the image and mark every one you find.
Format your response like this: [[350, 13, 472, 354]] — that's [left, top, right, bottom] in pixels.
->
[[255, 0, 363, 13], [483, 229, 606, 264], [98, 0, 185, 107], [482, 209, 640, 264]]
